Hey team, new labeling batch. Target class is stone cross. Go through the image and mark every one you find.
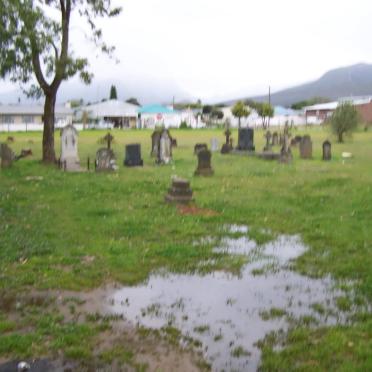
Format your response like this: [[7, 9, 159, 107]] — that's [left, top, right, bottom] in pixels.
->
[[105, 133, 114, 150]]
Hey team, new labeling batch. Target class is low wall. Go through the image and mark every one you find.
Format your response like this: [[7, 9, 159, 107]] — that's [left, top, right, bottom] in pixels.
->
[[0, 123, 84, 132]]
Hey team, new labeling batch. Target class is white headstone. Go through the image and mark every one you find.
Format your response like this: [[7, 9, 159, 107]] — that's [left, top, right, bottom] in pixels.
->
[[61, 125, 80, 171], [210, 138, 219, 152], [159, 130, 172, 164]]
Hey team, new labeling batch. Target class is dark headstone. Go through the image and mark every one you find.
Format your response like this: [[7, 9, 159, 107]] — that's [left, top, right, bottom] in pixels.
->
[[299, 135, 312, 159], [165, 177, 193, 203], [95, 148, 117, 171], [171, 138, 177, 147], [195, 149, 214, 176], [291, 135, 302, 147], [322, 140, 332, 161], [124, 144, 143, 167], [6, 136, 14, 143], [0, 143, 14, 168], [236, 128, 255, 151], [194, 143, 208, 154]]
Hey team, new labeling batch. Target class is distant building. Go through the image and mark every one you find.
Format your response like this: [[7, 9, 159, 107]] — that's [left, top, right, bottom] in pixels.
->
[[304, 96, 372, 124], [77, 99, 139, 128], [138, 104, 181, 129], [221, 105, 305, 128], [0, 104, 73, 132]]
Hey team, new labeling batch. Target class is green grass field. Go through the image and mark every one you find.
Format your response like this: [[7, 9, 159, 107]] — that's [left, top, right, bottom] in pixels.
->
[[0, 127, 371, 371]]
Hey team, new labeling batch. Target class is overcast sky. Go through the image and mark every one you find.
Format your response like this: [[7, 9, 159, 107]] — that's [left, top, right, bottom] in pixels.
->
[[2, 0, 372, 103]]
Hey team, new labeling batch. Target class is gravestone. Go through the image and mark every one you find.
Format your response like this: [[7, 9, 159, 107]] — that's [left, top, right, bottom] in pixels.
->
[[60, 124, 80, 171], [271, 132, 279, 146], [290, 135, 302, 147], [124, 144, 143, 167], [194, 143, 208, 154], [95, 148, 118, 171], [159, 129, 172, 164], [299, 135, 312, 159], [0, 143, 14, 168], [210, 138, 219, 152], [236, 128, 255, 151], [165, 177, 193, 203], [195, 149, 214, 176], [221, 128, 232, 154], [279, 133, 292, 164], [263, 131, 272, 152], [322, 140, 332, 161], [151, 130, 162, 158], [171, 138, 177, 148]]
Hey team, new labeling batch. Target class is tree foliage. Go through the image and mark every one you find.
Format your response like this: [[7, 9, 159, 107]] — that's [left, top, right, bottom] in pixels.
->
[[255, 102, 274, 129], [211, 108, 224, 120], [0, 0, 121, 162], [109, 85, 117, 100], [330, 102, 359, 143], [231, 101, 250, 128], [126, 97, 141, 106]]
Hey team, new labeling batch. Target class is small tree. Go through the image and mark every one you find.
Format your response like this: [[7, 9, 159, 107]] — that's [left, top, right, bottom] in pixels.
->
[[110, 85, 118, 100], [211, 108, 224, 121], [231, 101, 250, 128], [330, 102, 359, 143], [256, 102, 274, 129], [0, 1, 121, 163]]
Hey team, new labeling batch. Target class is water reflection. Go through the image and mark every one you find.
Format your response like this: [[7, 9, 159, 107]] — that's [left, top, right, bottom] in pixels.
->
[[107, 229, 349, 371]]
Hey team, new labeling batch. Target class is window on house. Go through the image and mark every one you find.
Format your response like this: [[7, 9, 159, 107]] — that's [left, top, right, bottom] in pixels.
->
[[22, 116, 34, 124], [0, 115, 14, 124]]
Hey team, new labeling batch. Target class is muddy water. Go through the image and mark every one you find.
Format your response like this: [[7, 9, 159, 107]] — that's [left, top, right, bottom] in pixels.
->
[[106, 228, 348, 371]]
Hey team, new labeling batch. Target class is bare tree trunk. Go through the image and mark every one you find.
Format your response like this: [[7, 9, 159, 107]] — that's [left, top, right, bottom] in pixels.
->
[[238, 117, 241, 129], [338, 132, 343, 143], [42, 92, 57, 163]]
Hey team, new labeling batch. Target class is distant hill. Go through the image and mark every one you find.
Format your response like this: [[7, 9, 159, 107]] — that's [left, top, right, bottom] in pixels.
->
[[227, 63, 372, 107]]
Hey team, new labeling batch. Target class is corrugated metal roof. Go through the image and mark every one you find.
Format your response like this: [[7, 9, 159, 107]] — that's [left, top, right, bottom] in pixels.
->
[[0, 105, 73, 115], [81, 99, 138, 117], [304, 102, 339, 111]]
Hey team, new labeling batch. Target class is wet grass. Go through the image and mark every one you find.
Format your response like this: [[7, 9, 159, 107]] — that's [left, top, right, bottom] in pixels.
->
[[1, 127, 372, 369]]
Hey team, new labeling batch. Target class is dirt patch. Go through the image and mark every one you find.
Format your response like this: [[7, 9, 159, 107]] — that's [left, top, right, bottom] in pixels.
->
[[177, 204, 219, 216]]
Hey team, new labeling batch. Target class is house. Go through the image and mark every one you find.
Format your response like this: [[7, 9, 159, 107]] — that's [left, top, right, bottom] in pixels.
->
[[304, 96, 372, 125], [138, 104, 181, 129], [221, 105, 305, 128], [0, 104, 73, 132], [77, 99, 139, 128]]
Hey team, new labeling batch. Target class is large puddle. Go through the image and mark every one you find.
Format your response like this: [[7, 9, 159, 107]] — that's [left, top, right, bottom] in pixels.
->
[[105, 227, 352, 371]]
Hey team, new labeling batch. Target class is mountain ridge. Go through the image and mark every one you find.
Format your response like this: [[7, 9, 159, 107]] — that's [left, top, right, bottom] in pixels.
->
[[224, 63, 372, 107]]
